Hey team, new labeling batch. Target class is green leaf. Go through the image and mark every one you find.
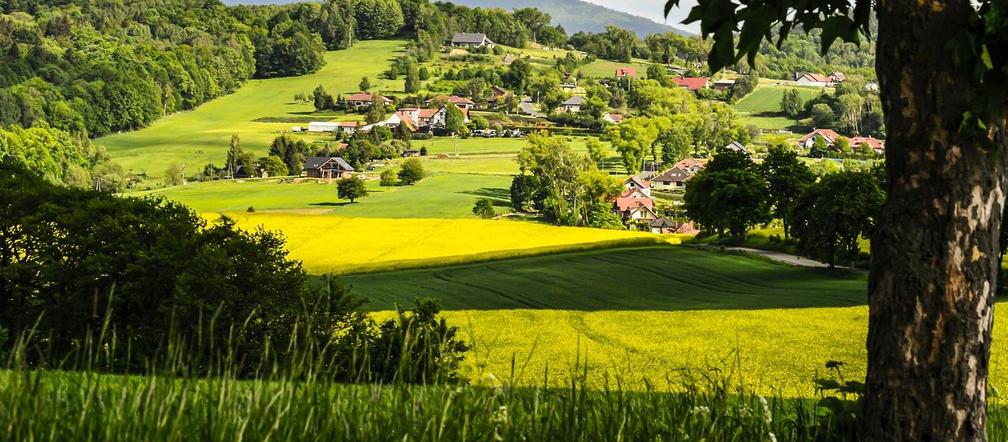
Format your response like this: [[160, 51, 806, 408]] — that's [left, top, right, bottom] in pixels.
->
[[819, 16, 859, 55], [981, 44, 994, 70]]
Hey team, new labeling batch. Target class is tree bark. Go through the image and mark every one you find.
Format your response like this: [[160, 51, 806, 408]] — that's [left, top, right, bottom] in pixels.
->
[[864, 0, 1008, 439]]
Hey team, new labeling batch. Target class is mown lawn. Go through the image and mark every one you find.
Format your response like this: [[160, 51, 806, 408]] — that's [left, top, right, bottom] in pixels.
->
[[140, 172, 512, 217], [98, 40, 407, 176], [576, 59, 653, 78], [734, 85, 825, 131]]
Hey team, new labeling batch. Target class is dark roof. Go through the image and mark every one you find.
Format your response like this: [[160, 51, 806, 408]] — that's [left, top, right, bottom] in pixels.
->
[[653, 167, 691, 182], [650, 217, 675, 228], [452, 33, 490, 44], [304, 156, 354, 171], [562, 95, 587, 106]]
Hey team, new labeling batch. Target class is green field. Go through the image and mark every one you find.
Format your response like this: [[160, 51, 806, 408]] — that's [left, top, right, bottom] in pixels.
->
[[142, 172, 511, 217], [576, 59, 653, 78], [734, 85, 825, 131], [98, 40, 407, 176], [348, 246, 866, 311]]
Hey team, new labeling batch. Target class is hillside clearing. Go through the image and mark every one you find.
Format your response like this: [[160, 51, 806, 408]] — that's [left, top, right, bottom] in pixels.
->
[[734, 85, 824, 131]]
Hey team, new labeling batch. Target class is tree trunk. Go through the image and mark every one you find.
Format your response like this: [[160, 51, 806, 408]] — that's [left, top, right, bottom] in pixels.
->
[[863, 0, 1008, 438]]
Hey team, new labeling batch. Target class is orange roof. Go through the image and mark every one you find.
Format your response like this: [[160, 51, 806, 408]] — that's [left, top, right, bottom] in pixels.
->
[[615, 67, 637, 78], [673, 77, 708, 91], [673, 158, 706, 171], [798, 129, 842, 144], [614, 196, 654, 212], [850, 136, 885, 149]]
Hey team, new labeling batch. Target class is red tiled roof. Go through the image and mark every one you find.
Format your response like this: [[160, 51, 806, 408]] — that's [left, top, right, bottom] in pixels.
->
[[850, 136, 885, 150], [625, 176, 650, 190], [615, 67, 637, 78], [798, 128, 842, 144], [614, 196, 654, 212], [673, 77, 709, 91], [802, 73, 832, 83], [673, 158, 705, 171]]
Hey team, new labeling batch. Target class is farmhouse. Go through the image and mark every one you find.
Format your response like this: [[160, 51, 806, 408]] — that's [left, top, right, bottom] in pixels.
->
[[560, 95, 587, 113], [850, 136, 886, 154], [651, 167, 692, 191], [797, 128, 842, 149], [712, 79, 735, 91], [673, 76, 709, 91], [426, 95, 475, 110], [649, 218, 699, 235], [829, 71, 846, 83], [448, 33, 495, 48], [602, 113, 623, 124], [304, 156, 354, 179], [673, 157, 706, 174], [397, 105, 469, 129], [615, 67, 637, 78], [346, 93, 393, 108], [613, 177, 658, 223], [490, 86, 511, 103], [795, 73, 833, 87]]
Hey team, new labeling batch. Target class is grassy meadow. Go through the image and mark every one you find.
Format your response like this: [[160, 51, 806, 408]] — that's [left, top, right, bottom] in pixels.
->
[[576, 59, 653, 78], [734, 85, 825, 131], [98, 40, 407, 176]]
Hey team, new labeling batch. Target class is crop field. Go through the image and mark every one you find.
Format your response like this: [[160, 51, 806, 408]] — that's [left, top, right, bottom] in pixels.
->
[[734, 85, 825, 130], [351, 246, 1008, 396], [224, 213, 667, 274], [98, 41, 407, 175], [141, 173, 511, 216]]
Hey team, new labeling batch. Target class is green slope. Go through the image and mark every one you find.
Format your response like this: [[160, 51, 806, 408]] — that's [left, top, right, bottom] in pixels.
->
[[346, 246, 867, 311], [98, 40, 406, 176]]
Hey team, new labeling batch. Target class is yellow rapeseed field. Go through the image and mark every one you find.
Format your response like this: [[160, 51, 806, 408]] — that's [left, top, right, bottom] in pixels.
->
[[222, 213, 674, 274]]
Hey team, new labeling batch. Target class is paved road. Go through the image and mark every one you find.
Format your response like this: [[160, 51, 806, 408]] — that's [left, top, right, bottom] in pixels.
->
[[720, 247, 831, 268]]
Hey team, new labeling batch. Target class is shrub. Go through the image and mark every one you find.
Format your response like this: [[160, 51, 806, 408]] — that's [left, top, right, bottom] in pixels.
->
[[472, 198, 495, 219], [380, 169, 397, 186], [398, 158, 425, 185]]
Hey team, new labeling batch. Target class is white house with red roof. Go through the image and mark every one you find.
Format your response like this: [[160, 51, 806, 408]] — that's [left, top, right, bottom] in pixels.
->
[[613, 177, 658, 223], [797, 128, 842, 149], [347, 93, 393, 108], [850, 136, 886, 154], [795, 73, 833, 87], [673, 157, 706, 174], [673, 76, 709, 91]]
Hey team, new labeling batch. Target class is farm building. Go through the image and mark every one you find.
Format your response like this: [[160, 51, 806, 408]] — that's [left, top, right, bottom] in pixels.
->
[[490, 86, 511, 103], [649, 218, 697, 235], [308, 121, 360, 134], [561, 95, 587, 113], [448, 33, 495, 48], [797, 128, 842, 149], [396, 106, 469, 129], [673, 77, 709, 91], [304, 157, 354, 179], [795, 73, 833, 87], [723, 141, 749, 155], [712, 79, 736, 91], [829, 71, 846, 83], [615, 67, 637, 78], [346, 93, 393, 108], [651, 167, 692, 191], [426, 95, 475, 110]]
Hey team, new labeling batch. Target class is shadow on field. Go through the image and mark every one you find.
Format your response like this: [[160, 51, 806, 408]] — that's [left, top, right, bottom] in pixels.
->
[[461, 188, 511, 207], [309, 202, 352, 207], [337, 246, 870, 312]]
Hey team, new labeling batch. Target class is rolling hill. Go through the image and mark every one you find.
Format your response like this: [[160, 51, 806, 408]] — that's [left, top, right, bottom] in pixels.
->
[[221, 0, 692, 37]]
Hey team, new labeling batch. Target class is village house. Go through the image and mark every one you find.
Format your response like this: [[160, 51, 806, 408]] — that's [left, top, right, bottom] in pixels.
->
[[560, 95, 587, 113], [304, 156, 354, 179], [673, 157, 706, 174], [797, 128, 842, 149], [723, 141, 749, 155], [850, 136, 886, 155], [346, 92, 393, 108], [650, 166, 693, 191], [829, 71, 846, 83], [613, 177, 658, 223], [649, 218, 699, 235], [307, 121, 360, 134], [673, 76, 709, 91], [396, 105, 469, 129], [448, 33, 495, 48], [490, 86, 511, 104], [795, 72, 833, 87], [712, 79, 736, 91], [615, 67, 637, 79], [426, 95, 475, 110], [602, 113, 623, 124]]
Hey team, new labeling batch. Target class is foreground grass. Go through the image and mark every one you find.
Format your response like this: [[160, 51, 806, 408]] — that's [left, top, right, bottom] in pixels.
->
[[225, 213, 668, 274], [99, 40, 406, 176], [0, 368, 875, 441]]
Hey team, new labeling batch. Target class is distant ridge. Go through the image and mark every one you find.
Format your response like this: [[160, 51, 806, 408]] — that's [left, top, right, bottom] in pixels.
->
[[220, 0, 693, 37]]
